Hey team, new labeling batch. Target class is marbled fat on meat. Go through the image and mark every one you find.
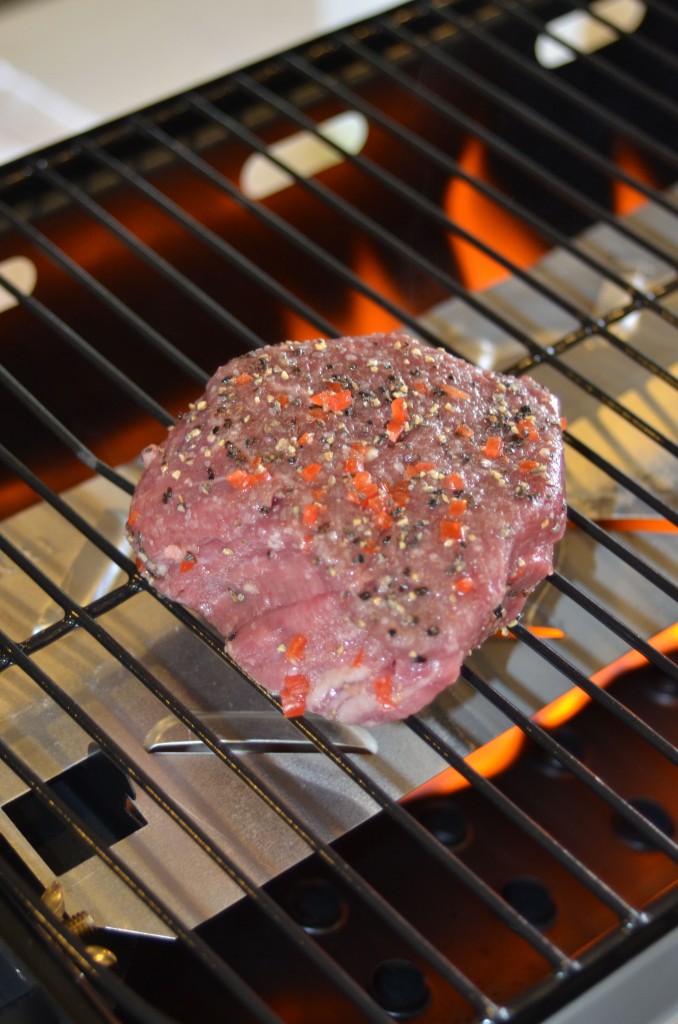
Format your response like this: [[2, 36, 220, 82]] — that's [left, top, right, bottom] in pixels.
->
[[127, 333, 566, 725]]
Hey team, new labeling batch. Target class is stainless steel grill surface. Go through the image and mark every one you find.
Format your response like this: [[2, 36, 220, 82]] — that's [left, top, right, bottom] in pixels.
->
[[1, 1, 678, 1022]]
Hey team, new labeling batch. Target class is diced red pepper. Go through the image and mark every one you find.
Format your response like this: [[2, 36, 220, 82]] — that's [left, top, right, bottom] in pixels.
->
[[308, 407, 326, 421], [234, 372, 253, 385], [374, 674, 395, 709], [310, 389, 353, 412], [519, 459, 540, 475], [440, 520, 463, 542], [483, 436, 503, 459], [352, 648, 364, 669], [302, 503, 320, 526], [285, 635, 308, 661], [412, 380, 430, 395], [455, 424, 474, 439], [444, 472, 465, 492], [179, 554, 197, 573], [386, 397, 407, 442], [227, 468, 258, 490], [517, 418, 540, 442], [560, 417, 568, 432], [447, 498, 467, 518], [456, 575, 475, 594], [344, 456, 363, 475], [301, 462, 322, 482], [276, 394, 289, 409], [405, 461, 435, 479], [281, 673, 310, 717], [441, 383, 470, 402], [353, 470, 373, 490], [373, 509, 394, 531], [297, 431, 313, 447], [127, 508, 140, 528]]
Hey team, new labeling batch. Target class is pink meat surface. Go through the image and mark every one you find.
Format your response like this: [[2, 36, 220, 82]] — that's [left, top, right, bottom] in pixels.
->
[[127, 333, 566, 724]]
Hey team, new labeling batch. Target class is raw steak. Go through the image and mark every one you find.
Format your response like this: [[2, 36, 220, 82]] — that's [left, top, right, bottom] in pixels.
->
[[127, 333, 566, 725]]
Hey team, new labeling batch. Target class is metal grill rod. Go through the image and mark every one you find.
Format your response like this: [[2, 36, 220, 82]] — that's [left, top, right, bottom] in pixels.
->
[[469, 0, 678, 119], [461, 664, 678, 862], [383, 14, 678, 187], [203, 74, 678, 460], [0, 856, 178, 1024], [403, 715, 643, 926], [0, 737, 287, 1024], [38, 165, 267, 352], [249, 53, 678, 381], [0, 269, 172, 426], [517, 0, 678, 69], [0, 528, 501, 1020], [221, 70, 678, 377], [76, 139, 343, 342], [0, 198, 209, 387], [548, 570, 678, 685], [333, 30, 678, 270]]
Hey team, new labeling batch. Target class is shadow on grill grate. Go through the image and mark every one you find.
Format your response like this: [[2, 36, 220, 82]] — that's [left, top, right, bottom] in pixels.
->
[[1, 1, 678, 1022]]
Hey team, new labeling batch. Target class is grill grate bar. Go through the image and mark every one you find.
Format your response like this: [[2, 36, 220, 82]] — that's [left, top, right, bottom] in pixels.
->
[[0, 531, 500, 1019], [126, 111, 446, 351], [0, 855, 178, 1024], [78, 139, 342, 342], [548, 570, 678, 685], [404, 715, 642, 926], [333, 31, 678, 269], [229, 67, 678, 385], [0, 367, 139, 491], [512, 622, 678, 768], [482, 0, 678, 119], [246, 55, 678, 385], [527, 0, 678, 69], [221, 72, 678, 459], [382, 13, 678, 183], [0, 269, 173, 426], [277, 50, 675, 323], [38, 166, 267, 351], [0, 623, 424, 1024], [461, 664, 678, 862], [644, 0, 678, 23], [0, 198, 209, 387], [563, 432, 678, 534], [567, 505, 678, 605], [0, 741, 286, 1024]]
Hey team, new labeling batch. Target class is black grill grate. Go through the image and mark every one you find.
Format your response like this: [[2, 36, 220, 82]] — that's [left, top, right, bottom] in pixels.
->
[[0, 1, 677, 1021]]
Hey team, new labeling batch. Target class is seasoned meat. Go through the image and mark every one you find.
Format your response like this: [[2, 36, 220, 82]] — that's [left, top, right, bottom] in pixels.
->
[[128, 333, 566, 725]]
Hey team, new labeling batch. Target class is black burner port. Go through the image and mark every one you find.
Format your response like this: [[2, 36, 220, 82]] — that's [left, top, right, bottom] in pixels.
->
[[370, 958, 430, 1018]]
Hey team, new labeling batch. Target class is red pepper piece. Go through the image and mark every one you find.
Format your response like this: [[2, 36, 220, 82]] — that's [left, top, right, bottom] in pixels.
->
[[455, 424, 474, 439], [302, 503, 320, 526], [405, 461, 435, 479], [483, 436, 503, 459], [301, 463, 322, 482], [517, 418, 540, 442], [519, 459, 540, 475], [444, 472, 465, 492], [234, 372, 253, 385], [440, 383, 470, 402], [447, 498, 468, 518], [285, 635, 308, 661], [456, 575, 474, 594], [310, 389, 353, 412], [386, 397, 407, 442], [179, 554, 197, 573], [374, 674, 395, 709], [440, 520, 463, 541], [227, 469, 258, 490], [281, 673, 310, 717]]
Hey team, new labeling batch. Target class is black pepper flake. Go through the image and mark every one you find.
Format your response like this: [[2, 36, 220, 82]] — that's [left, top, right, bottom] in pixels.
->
[[415, 587, 429, 596], [413, 654, 427, 663], [493, 605, 504, 618], [206, 467, 215, 480], [161, 488, 173, 504], [427, 625, 439, 636], [387, 628, 397, 637], [359, 591, 372, 600]]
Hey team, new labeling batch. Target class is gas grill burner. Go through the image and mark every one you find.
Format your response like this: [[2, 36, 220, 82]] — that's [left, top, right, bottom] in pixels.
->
[[1, 1, 678, 1022]]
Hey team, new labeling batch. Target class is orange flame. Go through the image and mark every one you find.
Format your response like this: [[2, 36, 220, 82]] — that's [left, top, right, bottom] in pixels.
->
[[444, 137, 549, 292], [612, 140, 657, 217], [407, 621, 678, 801]]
